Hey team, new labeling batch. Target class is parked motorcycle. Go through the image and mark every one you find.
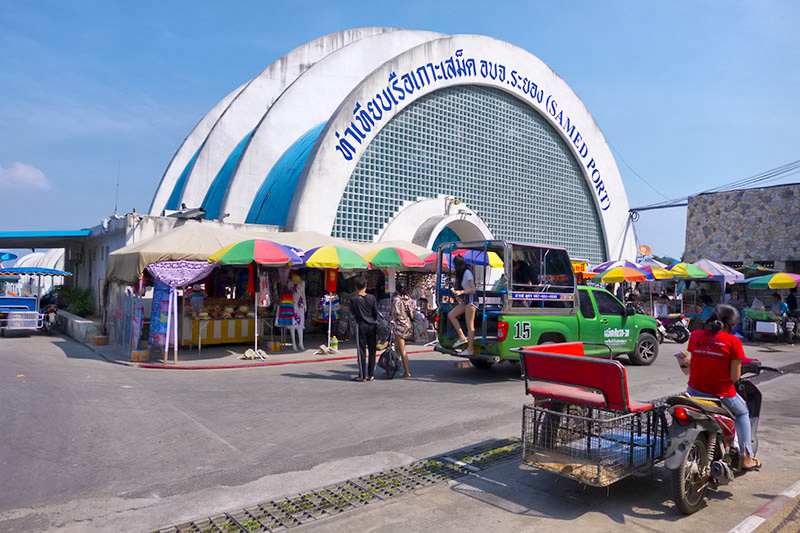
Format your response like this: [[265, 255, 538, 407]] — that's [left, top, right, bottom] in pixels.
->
[[657, 314, 691, 344], [665, 359, 781, 514], [783, 312, 799, 344], [41, 304, 57, 335]]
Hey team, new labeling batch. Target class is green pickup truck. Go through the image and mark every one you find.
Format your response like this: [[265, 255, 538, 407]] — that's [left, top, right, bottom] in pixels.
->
[[434, 240, 659, 367]]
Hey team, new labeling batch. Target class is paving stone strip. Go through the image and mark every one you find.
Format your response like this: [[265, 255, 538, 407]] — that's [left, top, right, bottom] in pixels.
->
[[155, 439, 521, 532]]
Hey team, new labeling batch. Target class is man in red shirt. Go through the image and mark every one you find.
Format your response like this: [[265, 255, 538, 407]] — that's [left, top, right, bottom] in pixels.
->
[[684, 304, 760, 471]]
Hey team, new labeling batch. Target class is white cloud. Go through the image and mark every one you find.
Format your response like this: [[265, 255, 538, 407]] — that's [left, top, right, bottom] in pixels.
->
[[0, 162, 51, 190]]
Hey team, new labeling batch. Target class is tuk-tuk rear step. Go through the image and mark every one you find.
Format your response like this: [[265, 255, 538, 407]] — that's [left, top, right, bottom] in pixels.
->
[[156, 438, 522, 532]]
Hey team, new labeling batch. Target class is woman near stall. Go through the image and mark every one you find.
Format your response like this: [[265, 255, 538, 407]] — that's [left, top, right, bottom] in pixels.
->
[[448, 255, 477, 356], [391, 281, 415, 378]]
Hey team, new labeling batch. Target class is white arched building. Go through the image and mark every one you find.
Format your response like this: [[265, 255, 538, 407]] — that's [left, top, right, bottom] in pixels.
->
[[150, 28, 635, 263]]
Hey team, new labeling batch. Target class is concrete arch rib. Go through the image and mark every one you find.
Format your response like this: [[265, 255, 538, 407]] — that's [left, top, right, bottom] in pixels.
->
[[288, 34, 635, 261], [149, 82, 246, 215], [219, 29, 444, 224], [173, 27, 397, 213]]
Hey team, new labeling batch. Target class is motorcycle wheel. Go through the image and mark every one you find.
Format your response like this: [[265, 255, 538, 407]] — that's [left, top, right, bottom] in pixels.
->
[[657, 330, 664, 344], [675, 328, 690, 344], [671, 434, 709, 515]]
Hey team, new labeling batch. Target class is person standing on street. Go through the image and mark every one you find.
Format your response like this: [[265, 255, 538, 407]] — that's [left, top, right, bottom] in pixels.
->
[[787, 288, 798, 315], [351, 276, 379, 382], [391, 281, 415, 378]]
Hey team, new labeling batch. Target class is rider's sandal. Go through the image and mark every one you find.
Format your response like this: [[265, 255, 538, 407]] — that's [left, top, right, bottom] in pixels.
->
[[741, 458, 762, 472]]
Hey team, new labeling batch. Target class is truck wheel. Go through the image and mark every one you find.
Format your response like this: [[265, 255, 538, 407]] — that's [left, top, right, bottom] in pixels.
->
[[470, 358, 494, 369], [630, 332, 658, 365]]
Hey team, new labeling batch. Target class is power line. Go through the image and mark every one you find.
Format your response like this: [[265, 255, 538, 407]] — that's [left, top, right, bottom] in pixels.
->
[[609, 142, 671, 201], [631, 159, 800, 211]]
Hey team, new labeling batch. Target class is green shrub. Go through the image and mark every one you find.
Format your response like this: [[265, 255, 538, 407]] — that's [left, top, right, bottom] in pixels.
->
[[60, 286, 95, 317]]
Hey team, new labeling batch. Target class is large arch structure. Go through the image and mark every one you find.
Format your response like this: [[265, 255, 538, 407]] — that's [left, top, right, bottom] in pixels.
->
[[150, 29, 636, 263]]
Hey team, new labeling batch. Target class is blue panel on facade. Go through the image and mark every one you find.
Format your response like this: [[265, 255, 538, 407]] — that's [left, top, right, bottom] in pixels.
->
[[246, 123, 325, 227], [165, 145, 203, 211], [201, 130, 255, 220]]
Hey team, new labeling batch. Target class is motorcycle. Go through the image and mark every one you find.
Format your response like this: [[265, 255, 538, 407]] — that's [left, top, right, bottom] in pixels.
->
[[657, 314, 691, 344], [783, 312, 799, 343], [41, 304, 57, 335], [664, 358, 781, 514]]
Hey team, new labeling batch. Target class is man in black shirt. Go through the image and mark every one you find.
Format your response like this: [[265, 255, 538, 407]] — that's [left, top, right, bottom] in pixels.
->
[[350, 276, 379, 381], [787, 288, 798, 315]]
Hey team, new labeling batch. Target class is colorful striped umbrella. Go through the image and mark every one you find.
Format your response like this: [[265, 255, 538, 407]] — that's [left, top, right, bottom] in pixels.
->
[[421, 252, 451, 270], [667, 262, 712, 279], [592, 260, 644, 272], [737, 264, 778, 278], [451, 249, 504, 267], [586, 266, 651, 283], [746, 272, 800, 289], [363, 247, 426, 268], [208, 239, 303, 266], [640, 265, 674, 280], [303, 245, 369, 270]]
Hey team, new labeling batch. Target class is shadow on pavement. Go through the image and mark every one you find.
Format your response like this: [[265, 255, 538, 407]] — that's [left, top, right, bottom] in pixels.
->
[[450, 461, 694, 524], [282, 357, 525, 385]]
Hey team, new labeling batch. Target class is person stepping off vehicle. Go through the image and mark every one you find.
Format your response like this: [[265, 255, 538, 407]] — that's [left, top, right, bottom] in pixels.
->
[[448, 256, 477, 356]]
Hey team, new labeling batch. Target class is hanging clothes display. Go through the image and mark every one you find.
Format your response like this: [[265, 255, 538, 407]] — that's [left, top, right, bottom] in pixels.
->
[[276, 292, 295, 326], [258, 272, 271, 308], [289, 275, 306, 329], [321, 294, 340, 320]]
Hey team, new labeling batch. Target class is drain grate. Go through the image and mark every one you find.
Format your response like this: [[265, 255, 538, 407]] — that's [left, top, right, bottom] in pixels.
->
[[157, 439, 521, 533]]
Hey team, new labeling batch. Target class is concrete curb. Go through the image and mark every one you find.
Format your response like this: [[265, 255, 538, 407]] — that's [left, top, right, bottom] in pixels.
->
[[78, 341, 435, 371], [729, 479, 800, 533], [135, 348, 435, 370]]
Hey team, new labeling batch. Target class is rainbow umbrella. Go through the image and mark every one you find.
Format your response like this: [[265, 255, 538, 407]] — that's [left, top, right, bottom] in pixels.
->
[[667, 262, 711, 279], [592, 260, 643, 272], [208, 239, 303, 266], [208, 240, 303, 356], [587, 266, 651, 283], [363, 247, 425, 268], [451, 249, 504, 267], [421, 252, 451, 270], [303, 245, 368, 270], [737, 264, 778, 278], [746, 272, 800, 289], [640, 265, 674, 280]]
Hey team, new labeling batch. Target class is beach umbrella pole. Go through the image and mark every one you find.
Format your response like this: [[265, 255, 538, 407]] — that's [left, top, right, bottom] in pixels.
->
[[164, 287, 172, 364], [254, 286, 258, 354], [327, 293, 333, 349], [173, 287, 179, 364]]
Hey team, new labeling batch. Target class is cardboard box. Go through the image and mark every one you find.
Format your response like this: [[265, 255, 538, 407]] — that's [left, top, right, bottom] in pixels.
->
[[131, 350, 150, 362], [92, 335, 108, 346]]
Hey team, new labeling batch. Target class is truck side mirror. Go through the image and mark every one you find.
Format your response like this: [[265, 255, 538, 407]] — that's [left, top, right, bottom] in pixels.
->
[[625, 304, 636, 316]]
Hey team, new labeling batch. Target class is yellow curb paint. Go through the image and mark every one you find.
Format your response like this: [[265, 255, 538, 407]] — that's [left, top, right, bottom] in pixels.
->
[[16, 374, 24, 377]]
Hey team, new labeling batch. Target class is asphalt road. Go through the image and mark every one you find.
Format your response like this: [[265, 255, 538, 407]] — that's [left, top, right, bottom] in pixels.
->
[[0, 332, 798, 532]]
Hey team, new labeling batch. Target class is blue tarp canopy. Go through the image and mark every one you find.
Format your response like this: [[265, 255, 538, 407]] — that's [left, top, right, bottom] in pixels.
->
[[0, 267, 72, 277]]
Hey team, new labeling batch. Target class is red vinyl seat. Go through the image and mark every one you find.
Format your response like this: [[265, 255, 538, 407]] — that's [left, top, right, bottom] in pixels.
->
[[519, 343, 653, 413]]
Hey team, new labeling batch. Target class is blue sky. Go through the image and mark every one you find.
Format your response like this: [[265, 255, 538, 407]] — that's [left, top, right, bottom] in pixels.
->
[[1, 1, 798, 259]]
